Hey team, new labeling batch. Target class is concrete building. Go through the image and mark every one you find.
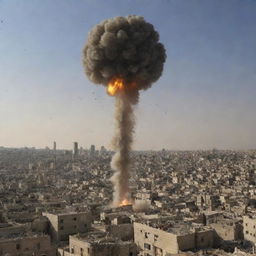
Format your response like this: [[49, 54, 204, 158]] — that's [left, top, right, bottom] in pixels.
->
[[43, 211, 92, 242], [209, 218, 243, 241], [134, 221, 216, 255], [90, 145, 95, 157], [0, 234, 56, 256], [243, 215, 256, 244], [58, 231, 137, 256], [73, 142, 79, 158]]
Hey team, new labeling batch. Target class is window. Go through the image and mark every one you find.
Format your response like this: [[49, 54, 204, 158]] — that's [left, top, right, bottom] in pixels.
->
[[73, 217, 77, 221], [84, 224, 87, 228], [74, 225, 77, 229], [144, 243, 151, 250], [129, 253, 133, 256], [154, 234, 158, 241], [16, 244, 20, 250], [60, 219, 64, 224], [201, 237, 204, 242], [145, 232, 148, 238], [245, 223, 248, 226], [80, 248, 84, 256], [246, 231, 249, 234], [71, 248, 74, 253], [60, 226, 64, 230]]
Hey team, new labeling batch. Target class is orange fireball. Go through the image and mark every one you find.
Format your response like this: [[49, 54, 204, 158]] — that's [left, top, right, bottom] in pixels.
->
[[107, 77, 125, 96], [119, 198, 131, 206], [107, 77, 137, 96]]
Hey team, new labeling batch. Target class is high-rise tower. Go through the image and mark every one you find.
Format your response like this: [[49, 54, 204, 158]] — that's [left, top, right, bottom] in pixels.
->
[[73, 142, 79, 157]]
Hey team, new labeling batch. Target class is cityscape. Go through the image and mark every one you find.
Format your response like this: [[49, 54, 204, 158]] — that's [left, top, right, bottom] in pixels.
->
[[0, 144, 255, 255], [1, 0, 256, 255]]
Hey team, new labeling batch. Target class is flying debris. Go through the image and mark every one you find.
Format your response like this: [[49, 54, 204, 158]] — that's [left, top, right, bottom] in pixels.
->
[[83, 15, 166, 207]]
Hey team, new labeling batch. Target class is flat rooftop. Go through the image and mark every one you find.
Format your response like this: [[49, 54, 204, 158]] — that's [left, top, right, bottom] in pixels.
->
[[137, 219, 212, 236], [72, 231, 132, 245]]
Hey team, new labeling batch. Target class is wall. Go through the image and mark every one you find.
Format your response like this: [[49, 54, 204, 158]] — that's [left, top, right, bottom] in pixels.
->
[[134, 222, 179, 255], [69, 236, 137, 256], [43, 212, 92, 242], [106, 223, 134, 241], [0, 235, 56, 256], [243, 216, 256, 244]]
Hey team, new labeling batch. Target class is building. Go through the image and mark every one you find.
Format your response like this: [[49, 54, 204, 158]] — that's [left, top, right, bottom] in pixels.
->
[[58, 231, 137, 256], [134, 220, 216, 255], [243, 215, 256, 244], [43, 211, 92, 242], [53, 141, 56, 151], [0, 234, 56, 256], [90, 145, 95, 157], [73, 142, 79, 158], [209, 218, 243, 241]]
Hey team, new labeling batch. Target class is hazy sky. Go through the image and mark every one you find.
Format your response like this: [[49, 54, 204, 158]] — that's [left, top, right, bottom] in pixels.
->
[[1, 0, 256, 150]]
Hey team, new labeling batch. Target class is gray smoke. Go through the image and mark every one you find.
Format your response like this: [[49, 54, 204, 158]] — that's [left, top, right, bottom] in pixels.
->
[[83, 15, 166, 207], [83, 15, 166, 91], [110, 95, 134, 206]]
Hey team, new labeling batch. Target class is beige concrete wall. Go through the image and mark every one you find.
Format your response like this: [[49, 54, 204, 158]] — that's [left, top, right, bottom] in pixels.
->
[[58, 248, 72, 256], [176, 233, 195, 251], [195, 229, 215, 249], [106, 223, 134, 241], [69, 236, 90, 256], [210, 223, 236, 241], [243, 216, 256, 243], [134, 223, 215, 255], [134, 222, 179, 255], [43, 212, 91, 242], [43, 212, 59, 241], [58, 212, 91, 241], [69, 236, 137, 256], [0, 235, 56, 256]]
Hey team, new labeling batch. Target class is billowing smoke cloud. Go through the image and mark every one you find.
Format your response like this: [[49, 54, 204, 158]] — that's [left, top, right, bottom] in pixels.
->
[[83, 15, 166, 207], [83, 15, 166, 91]]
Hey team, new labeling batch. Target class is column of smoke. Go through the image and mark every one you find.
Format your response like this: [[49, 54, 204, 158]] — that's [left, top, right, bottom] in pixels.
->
[[83, 15, 166, 207], [111, 95, 135, 206]]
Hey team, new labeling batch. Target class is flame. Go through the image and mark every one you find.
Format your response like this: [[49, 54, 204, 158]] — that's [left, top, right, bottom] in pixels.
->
[[107, 77, 137, 96], [119, 198, 131, 207], [107, 77, 125, 96]]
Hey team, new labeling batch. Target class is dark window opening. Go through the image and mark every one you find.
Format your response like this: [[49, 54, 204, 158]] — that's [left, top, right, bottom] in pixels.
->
[[144, 243, 151, 250]]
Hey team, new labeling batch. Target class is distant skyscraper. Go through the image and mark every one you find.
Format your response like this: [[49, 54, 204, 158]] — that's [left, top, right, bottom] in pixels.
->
[[90, 145, 95, 156], [53, 141, 56, 151], [73, 142, 79, 157]]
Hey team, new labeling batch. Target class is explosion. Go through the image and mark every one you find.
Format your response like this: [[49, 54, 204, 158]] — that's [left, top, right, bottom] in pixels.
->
[[83, 15, 166, 207], [119, 198, 131, 207], [107, 77, 125, 96]]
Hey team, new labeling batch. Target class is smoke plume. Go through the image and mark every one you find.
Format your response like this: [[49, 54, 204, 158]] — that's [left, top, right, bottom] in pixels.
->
[[110, 95, 134, 206], [83, 15, 166, 207]]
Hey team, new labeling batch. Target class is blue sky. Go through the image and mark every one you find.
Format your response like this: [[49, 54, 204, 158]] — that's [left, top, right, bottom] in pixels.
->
[[0, 0, 256, 150]]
